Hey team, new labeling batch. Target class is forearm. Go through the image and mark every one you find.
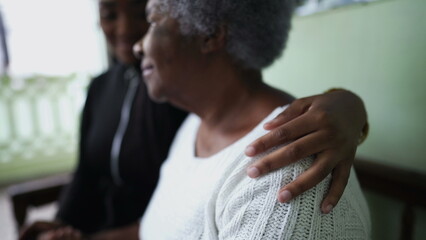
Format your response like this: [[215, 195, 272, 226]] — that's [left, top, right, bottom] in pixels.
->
[[88, 223, 139, 240]]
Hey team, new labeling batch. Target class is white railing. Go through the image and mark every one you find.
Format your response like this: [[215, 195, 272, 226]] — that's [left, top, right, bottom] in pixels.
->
[[0, 74, 89, 184]]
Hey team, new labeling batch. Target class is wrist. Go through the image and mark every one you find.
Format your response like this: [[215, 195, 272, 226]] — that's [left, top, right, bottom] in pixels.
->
[[358, 121, 369, 145], [324, 87, 369, 145], [324, 87, 347, 93]]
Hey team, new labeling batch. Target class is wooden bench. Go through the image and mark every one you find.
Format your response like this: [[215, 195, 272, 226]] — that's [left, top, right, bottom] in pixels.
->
[[7, 173, 71, 229]]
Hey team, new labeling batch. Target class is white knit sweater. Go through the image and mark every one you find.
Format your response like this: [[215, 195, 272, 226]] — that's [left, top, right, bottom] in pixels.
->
[[140, 107, 371, 240]]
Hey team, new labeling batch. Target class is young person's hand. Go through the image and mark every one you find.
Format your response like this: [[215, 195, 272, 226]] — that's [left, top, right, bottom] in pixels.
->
[[19, 221, 62, 240], [89, 222, 139, 240], [245, 89, 367, 213], [37, 227, 82, 240]]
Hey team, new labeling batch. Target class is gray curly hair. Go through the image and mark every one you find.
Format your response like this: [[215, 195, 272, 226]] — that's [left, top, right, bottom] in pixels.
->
[[157, 0, 294, 70]]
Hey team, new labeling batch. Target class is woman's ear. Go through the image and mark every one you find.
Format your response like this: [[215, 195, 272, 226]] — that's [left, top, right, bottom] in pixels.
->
[[201, 24, 226, 54]]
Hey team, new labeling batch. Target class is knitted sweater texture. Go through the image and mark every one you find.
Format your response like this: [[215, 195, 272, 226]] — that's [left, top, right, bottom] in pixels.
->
[[140, 107, 371, 239]]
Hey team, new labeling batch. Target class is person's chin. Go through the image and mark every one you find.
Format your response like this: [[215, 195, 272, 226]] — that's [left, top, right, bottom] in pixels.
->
[[117, 52, 139, 65], [147, 87, 168, 103], [151, 95, 168, 103]]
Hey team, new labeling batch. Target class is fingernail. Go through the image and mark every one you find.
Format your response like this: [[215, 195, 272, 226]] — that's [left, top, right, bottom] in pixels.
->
[[323, 204, 333, 214], [263, 121, 274, 129], [247, 167, 260, 178], [279, 190, 292, 203], [245, 146, 256, 156]]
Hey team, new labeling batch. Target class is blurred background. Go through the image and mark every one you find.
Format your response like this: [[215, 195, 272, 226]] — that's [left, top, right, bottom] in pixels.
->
[[0, 0, 106, 184], [0, 0, 107, 239], [1, 0, 425, 239]]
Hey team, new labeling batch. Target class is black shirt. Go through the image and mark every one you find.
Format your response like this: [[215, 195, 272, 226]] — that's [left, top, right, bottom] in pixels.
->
[[56, 63, 188, 234]]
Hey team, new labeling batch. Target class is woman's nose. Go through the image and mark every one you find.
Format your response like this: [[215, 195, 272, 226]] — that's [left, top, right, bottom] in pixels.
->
[[133, 39, 143, 59]]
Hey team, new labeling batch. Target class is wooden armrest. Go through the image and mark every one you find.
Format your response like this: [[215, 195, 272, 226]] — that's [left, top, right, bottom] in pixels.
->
[[354, 157, 426, 240], [7, 173, 72, 229], [354, 157, 426, 207]]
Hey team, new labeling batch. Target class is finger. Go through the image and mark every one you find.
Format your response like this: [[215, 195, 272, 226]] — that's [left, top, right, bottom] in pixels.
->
[[247, 130, 330, 178], [246, 113, 319, 156], [25, 221, 60, 234], [54, 229, 65, 239], [277, 152, 338, 203], [65, 227, 80, 240], [72, 230, 82, 240], [263, 97, 312, 130], [63, 227, 73, 237], [321, 159, 353, 214], [38, 231, 57, 240], [67, 227, 81, 240], [37, 233, 49, 240]]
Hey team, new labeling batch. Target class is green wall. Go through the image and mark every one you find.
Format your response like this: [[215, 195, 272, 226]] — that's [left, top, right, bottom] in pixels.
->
[[263, 0, 426, 239]]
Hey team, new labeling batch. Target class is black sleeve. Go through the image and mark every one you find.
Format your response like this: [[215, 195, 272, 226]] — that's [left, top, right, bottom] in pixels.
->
[[55, 77, 107, 233]]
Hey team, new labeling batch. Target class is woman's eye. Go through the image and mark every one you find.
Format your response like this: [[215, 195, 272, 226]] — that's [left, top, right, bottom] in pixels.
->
[[147, 19, 156, 28], [138, 10, 147, 20], [100, 11, 117, 21]]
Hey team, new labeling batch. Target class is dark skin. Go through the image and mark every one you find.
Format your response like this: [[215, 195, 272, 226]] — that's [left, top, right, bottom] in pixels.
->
[[19, 0, 367, 239]]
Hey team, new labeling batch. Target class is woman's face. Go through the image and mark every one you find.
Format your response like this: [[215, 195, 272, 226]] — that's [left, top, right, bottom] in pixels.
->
[[99, 0, 149, 65], [134, 0, 203, 103]]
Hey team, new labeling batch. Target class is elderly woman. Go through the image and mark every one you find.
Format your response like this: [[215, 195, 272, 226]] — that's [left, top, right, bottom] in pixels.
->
[[135, 0, 370, 239]]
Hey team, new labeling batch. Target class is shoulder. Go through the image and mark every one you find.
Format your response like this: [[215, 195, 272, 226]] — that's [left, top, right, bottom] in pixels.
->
[[213, 153, 370, 239], [217, 148, 314, 207], [212, 150, 316, 239]]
